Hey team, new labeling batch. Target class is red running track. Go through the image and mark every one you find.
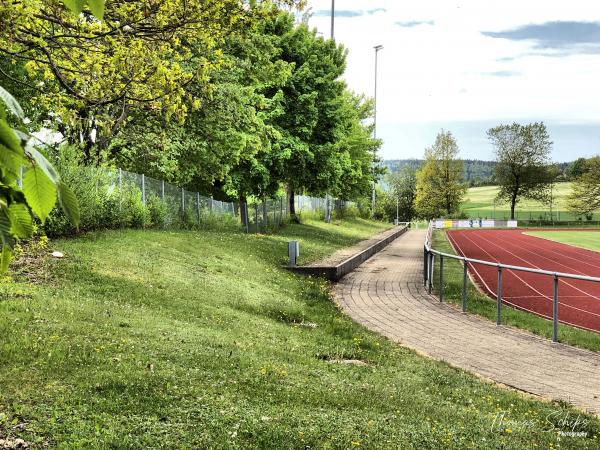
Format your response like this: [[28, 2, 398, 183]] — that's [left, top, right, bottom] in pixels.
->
[[447, 229, 600, 333]]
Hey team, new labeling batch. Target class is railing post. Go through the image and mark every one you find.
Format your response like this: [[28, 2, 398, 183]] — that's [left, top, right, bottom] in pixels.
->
[[428, 254, 434, 294], [553, 274, 559, 342], [496, 266, 503, 325], [423, 247, 428, 286], [462, 260, 468, 312], [161, 180, 165, 201], [439, 255, 444, 302]]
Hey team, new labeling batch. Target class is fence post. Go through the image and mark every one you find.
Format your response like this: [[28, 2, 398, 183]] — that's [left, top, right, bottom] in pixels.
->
[[244, 202, 249, 233], [141, 174, 146, 204], [17, 166, 23, 188], [553, 274, 559, 342], [462, 260, 468, 312], [262, 199, 267, 230], [196, 192, 201, 224], [439, 255, 444, 302], [181, 188, 185, 221], [161, 180, 165, 201], [496, 266, 503, 325], [254, 203, 259, 233]]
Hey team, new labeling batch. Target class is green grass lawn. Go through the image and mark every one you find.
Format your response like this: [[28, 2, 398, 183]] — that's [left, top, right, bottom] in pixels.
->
[[432, 230, 600, 353], [525, 231, 600, 252], [1, 220, 599, 448], [463, 182, 600, 221]]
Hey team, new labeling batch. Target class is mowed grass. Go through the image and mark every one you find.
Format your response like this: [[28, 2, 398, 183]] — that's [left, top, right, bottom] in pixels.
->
[[463, 182, 600, 221], [526, 231, 600, 252], [0, 220, 599, 448], [432, 230, 600, 353]]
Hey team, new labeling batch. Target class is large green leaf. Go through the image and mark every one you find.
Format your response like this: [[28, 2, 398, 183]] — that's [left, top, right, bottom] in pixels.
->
[[0, 143, 24, 182], [0, 86, 24, 119], [0, 201, 13, 248], [0, 246, 11, 273], [88, 0, 105, 20], [57, 182, 80, 227], [0, 120, 22, 154], [61, 0, 85, 15], [25, 146, 60, 183], [8, 203, 33, 239], [22, 165, 57, 222]]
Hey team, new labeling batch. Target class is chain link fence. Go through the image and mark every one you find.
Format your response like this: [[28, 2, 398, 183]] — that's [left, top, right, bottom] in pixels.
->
[[114, 168, 354, 233]]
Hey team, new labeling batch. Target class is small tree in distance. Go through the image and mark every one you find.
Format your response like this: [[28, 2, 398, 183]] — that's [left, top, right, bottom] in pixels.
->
[[414, 130, 466, 219], [568, 156, 600, 217], [488, 122, 556, 220]]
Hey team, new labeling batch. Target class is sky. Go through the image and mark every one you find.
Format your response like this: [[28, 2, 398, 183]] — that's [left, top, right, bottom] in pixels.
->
[[304, 0, 600, 162]]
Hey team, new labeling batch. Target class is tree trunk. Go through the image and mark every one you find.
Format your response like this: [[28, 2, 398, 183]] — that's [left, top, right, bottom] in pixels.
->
[[239, 195, 248, 229], [289, 189, 299, 223], [510, 194, 517, 220]]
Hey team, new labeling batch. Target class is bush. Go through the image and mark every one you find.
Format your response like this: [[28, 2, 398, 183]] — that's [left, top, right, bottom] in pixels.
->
[[147, 194, 168, 228]]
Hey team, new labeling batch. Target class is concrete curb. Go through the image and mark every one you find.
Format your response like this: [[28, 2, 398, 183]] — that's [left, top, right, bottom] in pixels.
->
[[286, 225, 409, 281]]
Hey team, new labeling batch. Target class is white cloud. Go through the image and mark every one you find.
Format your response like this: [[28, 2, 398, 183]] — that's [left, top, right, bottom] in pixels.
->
[[305, 0, 600, 160]]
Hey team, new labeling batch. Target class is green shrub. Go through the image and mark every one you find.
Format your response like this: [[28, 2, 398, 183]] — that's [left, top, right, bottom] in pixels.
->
[[147, 194, 168, 228]]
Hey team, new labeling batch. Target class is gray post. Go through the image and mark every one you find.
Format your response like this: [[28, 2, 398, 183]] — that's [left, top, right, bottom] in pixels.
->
[[423, 247, 428, 286], [462, 260, 468, 312], [244, 203, 249, 233], [439, 255, 444, 302], [428, 254, 434, 294], [288, 241, 300, 266], [181, 188, 185, 220], [553, 275, 559, 342], [262, 199, 267, 230], [161, 180, 165, 201], [118, 168, 122, 190], [141, 174, 146, 204], [325, 195, 331, 223], [280, 197, 283, 226], [210, 196, 214, 212], [196, 192, 201, 223], [254, 203, 259, 233], [496, 266, 503, 325]]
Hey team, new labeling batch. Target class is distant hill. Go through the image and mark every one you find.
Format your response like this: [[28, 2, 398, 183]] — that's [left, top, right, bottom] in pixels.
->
[[383, 159, 498, 185]]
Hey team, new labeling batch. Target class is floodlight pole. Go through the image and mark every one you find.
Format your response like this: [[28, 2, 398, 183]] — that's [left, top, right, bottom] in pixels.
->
[[372, 44, 383, 212], [330, 0, 335, 39]]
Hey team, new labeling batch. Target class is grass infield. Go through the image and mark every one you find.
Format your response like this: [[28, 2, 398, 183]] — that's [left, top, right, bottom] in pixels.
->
[[0, 220, 598, 448], [525, 231, 600, 253]]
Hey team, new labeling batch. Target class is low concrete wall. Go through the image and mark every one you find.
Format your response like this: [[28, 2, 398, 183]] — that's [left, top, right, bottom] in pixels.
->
[[287, 225, 409, 281]]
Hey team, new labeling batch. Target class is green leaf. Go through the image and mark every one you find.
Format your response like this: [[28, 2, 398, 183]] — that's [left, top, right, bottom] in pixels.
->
[[57, 182, 80, 227], [0, 143, 24, 182], [0, 246, 11, 273], [61, 0, 85, 15], [0, 86, 24, 119], [8, 203, 33, 238], [0, 202, 13, 248], [87, 0, 105, 20], [0, 120, 23, 154], [22, 165, 57, 223], [25, 146, 60, 183]]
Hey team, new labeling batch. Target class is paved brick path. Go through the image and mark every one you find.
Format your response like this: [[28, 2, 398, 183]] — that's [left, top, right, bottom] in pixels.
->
[[334, 229, 600, 415]]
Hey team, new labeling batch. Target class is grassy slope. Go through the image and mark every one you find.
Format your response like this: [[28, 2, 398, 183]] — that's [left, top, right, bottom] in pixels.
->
[[525, 231, 600, 253], [463, 182, 600, 220], [0, 220, 598, 449], [433, 230, 600, 353]]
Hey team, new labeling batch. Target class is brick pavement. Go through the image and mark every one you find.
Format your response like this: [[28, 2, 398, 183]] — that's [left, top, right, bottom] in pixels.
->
[[334, 229, 600, 415]]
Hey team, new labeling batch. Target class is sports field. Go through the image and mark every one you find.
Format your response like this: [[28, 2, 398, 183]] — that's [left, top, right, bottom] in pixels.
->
[[462, 182, 600, 221], [525, 231, 600, 252], [447, 229, 600, 333]]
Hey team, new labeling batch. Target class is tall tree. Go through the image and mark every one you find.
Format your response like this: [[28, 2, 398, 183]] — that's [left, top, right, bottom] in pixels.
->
[[488, 122, 555, 220], [568, 156, 600, 216], [414, 130, 466, 219], [0, 0, 303, 163], [386, 167, 417, 221]]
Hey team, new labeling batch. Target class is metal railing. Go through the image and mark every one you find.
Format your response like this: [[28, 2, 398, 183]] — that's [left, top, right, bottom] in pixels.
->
[[423, 221, 600, 342]]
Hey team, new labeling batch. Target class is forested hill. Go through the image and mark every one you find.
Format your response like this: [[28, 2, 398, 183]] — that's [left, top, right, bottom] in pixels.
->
[[383, 159, 497, 184]]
